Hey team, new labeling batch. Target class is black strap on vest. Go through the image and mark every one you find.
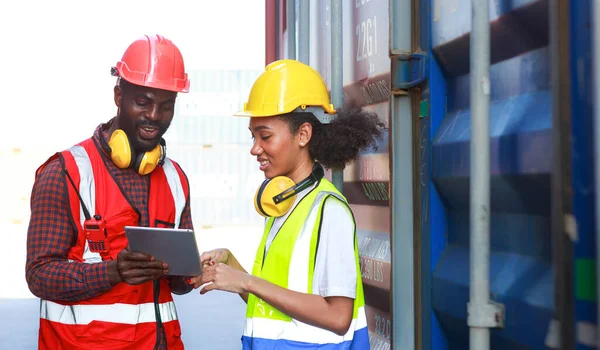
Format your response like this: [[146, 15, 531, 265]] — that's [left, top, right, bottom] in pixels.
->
[[153, 279, 165, 350], [62, 167, 93, 221]]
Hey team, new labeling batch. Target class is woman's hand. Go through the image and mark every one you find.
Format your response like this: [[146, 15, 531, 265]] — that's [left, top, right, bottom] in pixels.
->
[[200, 248, 231, 268], [189, 263, 252, 295]]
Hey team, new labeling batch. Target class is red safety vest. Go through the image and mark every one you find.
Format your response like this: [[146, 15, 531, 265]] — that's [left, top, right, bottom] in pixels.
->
[[35, 138, 189, 350]]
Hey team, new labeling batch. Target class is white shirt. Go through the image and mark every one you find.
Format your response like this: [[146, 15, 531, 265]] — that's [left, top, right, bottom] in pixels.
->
[[265, 181, 357, 299]]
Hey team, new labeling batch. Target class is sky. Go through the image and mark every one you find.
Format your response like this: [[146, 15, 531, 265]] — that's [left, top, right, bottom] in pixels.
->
[[0, 0, 265, 150]]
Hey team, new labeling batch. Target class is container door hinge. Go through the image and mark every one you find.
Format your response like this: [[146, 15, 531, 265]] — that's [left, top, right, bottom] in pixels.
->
[[391, 51, 428, 92]]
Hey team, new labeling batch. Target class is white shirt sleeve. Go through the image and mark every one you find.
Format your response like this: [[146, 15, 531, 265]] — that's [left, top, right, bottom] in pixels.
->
[[311, 196, 358, 299]]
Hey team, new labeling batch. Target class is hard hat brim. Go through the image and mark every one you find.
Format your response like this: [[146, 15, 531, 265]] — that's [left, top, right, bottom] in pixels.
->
[[233, 104, 336, 118]]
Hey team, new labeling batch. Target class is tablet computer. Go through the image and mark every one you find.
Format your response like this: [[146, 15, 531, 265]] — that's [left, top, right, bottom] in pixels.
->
[[124, 226, 202, 277]]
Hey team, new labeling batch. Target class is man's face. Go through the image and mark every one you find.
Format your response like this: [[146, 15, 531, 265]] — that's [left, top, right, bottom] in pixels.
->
[[114, 81, 178, 152]]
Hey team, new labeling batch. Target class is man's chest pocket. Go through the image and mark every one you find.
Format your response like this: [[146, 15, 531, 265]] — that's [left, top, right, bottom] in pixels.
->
[[154, 219, 176, 228]]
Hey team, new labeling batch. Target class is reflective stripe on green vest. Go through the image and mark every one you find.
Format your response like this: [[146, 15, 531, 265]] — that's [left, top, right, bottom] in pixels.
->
[[243, 178, 368, 347]]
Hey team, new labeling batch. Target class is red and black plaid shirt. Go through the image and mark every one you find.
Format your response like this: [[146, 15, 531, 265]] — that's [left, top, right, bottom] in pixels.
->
[[26, 121, 194, 347]]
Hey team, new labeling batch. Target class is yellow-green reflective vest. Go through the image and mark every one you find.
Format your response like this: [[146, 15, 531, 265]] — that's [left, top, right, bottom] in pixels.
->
[[242, 179, 370, 349]]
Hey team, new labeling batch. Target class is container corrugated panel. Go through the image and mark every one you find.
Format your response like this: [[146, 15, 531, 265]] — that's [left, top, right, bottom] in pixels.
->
[[428, 0, 575, 349], [164, 69, 266, 227], [309, 0, 392, 347], [166, 70, 262, 146], [167, 144, 265, 227]]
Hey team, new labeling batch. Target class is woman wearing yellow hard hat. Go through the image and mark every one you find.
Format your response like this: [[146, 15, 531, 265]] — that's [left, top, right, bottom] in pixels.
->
[[189, 59, 383, 349]]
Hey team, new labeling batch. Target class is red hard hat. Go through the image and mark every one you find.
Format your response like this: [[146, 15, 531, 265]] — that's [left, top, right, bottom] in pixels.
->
[[112, 34, 190, 93]]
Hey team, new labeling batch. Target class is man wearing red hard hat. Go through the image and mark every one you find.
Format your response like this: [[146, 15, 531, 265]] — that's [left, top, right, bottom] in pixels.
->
[[26, 34, 194, 350]]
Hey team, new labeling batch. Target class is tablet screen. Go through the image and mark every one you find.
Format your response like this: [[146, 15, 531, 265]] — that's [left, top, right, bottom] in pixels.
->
[[124, 226, 202, 277]]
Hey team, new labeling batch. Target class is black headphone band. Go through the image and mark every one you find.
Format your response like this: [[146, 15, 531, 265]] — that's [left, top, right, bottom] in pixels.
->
[[98, 130, 113, 153], [272, 163, 324, 204], [255, 178, 271, 216], [157, 138, 167, 166]]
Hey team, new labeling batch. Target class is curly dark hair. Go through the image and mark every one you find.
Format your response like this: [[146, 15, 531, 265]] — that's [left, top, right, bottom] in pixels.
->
[[279, 100, 384, 170]]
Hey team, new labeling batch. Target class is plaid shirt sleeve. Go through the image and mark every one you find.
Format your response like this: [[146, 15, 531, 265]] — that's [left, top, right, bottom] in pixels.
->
[[26, 157, 113, 301]]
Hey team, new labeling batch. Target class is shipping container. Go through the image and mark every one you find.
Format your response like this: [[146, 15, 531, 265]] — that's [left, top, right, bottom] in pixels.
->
[[167, 144, 266, 227], [166, 70, 263, 146], [266, 0, 598, 349], [270, 0, 394, 347], [165, 69, 267, 227]]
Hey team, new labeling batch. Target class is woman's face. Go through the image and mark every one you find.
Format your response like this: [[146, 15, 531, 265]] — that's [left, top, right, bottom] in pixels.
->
[[249, 116, 309, 180]]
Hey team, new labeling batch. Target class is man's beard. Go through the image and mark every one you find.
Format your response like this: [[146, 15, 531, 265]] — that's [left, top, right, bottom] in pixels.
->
[[130, 119, 171, 152]]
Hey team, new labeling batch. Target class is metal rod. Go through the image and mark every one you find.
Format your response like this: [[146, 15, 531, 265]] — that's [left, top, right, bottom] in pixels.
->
[[594, 0, 600, 345], [550, 0, 575, 347], [265, 0, 277, 65], [275, 0, 281, 61], [330, 0, 343, 191], [330, 0, 342, 108], [469, 0, 491, 348], [390, 0, 415, 349], [298, 0, 309, 64], [286, 0, 296, 60]]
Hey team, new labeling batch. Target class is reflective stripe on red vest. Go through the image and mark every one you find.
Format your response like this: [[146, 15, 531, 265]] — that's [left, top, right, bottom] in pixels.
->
[[37, 138, 189, 350]]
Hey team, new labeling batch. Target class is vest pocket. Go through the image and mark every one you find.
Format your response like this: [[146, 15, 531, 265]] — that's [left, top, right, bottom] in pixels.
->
[[73, 289, 139, 343], [164, 320, 183, 349], [154, 219, 175, 228], [75, 320, 136, 343], [103, 210, 139, 260]]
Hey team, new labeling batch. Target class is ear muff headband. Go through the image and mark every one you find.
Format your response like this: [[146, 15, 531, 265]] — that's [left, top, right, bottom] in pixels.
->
[[254, 163, 325, 218], [272, 164, 325, 204], [104, 129, 166, 175]]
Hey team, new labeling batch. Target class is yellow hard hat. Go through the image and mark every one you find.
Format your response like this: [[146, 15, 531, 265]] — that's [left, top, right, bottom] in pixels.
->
[[234, 60, 336, 122]]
